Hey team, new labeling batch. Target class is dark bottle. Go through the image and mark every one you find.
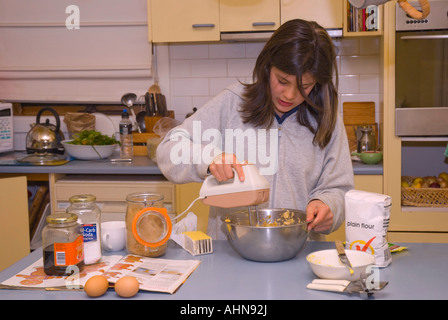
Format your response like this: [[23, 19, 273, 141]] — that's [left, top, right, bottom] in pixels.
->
[[42, 213, 84, 276]]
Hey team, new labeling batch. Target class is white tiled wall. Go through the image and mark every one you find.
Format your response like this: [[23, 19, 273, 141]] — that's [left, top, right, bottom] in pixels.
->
[[158, 37, 381, 122], [12, 37, 381, 150]]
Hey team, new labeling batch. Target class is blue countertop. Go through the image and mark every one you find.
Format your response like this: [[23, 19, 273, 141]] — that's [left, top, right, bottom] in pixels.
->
[[0, 152, 382, 175], [0, 240, 445, 301]]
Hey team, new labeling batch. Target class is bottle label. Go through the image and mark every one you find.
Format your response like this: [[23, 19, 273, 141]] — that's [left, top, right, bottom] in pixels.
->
[[53, 235, 84, 266], [82, 223, 98, 243], [120, 123, 132, 135]]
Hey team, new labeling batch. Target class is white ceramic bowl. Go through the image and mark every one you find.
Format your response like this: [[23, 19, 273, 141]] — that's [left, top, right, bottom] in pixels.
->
[[62, 140, 117, 160], [306, 249, 375, 281]]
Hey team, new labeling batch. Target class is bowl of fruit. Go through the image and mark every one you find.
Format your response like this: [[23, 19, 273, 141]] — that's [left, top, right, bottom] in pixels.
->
[[401, 173, 448, 207]]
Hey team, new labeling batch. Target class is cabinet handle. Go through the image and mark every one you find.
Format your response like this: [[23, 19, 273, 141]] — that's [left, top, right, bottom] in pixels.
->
[[400, 35, 448, 40], [252, 22, 275, 27], [192, 24, 215, 28]]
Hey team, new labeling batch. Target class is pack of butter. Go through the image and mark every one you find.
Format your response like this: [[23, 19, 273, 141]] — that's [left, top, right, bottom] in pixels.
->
[[170, 212, 213, 256], [182, 231, 213, 256]]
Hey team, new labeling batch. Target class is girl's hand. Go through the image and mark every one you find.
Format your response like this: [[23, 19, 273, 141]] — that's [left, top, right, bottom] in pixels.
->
[[306, 200, 333, 232], [208, 153, 245, 182]]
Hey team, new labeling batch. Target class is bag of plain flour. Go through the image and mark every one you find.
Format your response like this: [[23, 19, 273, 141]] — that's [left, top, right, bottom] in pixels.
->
[[345, 189, 392, 267]]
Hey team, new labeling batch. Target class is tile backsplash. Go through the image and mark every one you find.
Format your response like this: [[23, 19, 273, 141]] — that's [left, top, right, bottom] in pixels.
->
[[161, 37, 381, 122], [12, 37, 381, 150]]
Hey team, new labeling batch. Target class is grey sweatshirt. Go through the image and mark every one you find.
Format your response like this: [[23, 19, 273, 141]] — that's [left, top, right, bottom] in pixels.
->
[[157, 83, 354, 240]]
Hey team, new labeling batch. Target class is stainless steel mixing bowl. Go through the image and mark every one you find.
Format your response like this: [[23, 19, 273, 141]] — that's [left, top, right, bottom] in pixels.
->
[[221, 208, 310, 262]]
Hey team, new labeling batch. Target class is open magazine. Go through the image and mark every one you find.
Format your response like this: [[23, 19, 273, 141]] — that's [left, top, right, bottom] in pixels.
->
[[0, 254, 201, 294]]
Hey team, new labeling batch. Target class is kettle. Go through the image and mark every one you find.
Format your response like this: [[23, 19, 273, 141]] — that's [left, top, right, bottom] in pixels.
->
[[26, 107, 65, 154]]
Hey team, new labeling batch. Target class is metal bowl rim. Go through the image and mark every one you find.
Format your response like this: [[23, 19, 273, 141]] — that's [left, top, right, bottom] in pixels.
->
[[222, 208, 308, 228]]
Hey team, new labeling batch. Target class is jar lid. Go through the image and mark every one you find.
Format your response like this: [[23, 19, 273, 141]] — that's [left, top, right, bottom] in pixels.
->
[[46, 213, 78, 224], [126, 192, 164, 204], [69, 194, 96, 203], [132, 207, 171, 247]]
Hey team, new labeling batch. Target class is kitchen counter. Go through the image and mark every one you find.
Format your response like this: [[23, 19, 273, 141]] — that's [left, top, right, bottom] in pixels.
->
[[0, 240, 445, 301], [351, 160, 383, 175], [0, 152, 162, 175], [0, 152, 382, 175]]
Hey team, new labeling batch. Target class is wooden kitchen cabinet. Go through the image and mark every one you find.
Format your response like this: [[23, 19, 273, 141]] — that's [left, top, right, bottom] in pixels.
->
[[50, 174, 210, 234], [150, 0, 220, 42], [150, 0, 344, 43], [0, 177, 30, 272], [49, 174, 176, 222], [281, 0, 343, 29], [219, 0, 279, 32], [175, 183, 209, 234], [380, 3, 448, 243]]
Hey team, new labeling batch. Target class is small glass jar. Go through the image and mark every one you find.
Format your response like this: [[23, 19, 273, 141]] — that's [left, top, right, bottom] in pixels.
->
[[125, 192, 171, 257], [42, 213, 84, 276], [66, 194, 102, 265]]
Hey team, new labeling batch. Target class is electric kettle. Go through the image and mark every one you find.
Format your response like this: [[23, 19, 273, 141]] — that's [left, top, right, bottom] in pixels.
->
[[26, 107, 65, 154]]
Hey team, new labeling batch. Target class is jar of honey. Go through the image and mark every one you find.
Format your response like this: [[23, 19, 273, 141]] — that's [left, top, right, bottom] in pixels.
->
[[125, 193, 171, 257]]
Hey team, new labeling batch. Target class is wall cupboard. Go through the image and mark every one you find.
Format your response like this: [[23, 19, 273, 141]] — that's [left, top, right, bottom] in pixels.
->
[[150, 0, 348, 43], [280, 0, 342, 29]]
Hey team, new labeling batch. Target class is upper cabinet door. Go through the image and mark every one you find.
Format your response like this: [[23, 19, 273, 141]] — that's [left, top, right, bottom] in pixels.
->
[[281, 0, 343, 29], [220, 0, 280, 32], [150, 0, 220, 42]]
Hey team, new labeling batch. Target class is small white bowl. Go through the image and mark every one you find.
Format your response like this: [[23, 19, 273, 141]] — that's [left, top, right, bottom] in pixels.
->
[[62, 140, 117, 160], [306, 249, 375, 281]]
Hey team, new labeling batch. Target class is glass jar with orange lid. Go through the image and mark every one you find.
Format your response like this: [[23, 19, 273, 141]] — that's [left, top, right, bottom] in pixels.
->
[[125, 192, 172, 257]]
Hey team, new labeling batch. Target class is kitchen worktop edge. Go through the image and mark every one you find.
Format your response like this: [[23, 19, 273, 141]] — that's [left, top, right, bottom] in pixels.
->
[[0, 152, 382, 175]]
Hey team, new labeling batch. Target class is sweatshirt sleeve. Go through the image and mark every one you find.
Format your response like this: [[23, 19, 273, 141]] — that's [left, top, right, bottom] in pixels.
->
[[308, 115, 355, 234], [156, 87, 240, 184]]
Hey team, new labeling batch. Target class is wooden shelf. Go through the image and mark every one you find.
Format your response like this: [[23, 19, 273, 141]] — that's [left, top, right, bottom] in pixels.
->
[[343, 0, 383, 37]]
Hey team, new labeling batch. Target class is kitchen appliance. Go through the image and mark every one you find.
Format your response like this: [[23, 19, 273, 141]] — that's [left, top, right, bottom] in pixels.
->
[[395, 0, 448, 137], [199, 164, 270, 208], [25, 107, 65, 154], [0, 103, 13, 154]]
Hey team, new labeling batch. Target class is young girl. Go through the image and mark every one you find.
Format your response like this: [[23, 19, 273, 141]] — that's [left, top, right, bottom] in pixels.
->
[[157, 19, 354, 240]]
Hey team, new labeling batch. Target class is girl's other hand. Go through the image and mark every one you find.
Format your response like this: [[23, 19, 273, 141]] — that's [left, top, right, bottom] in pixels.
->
[[306, 200, 333, 232]]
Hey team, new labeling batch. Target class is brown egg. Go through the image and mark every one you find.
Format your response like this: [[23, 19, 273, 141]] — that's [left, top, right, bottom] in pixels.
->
[[114, 276, 139, 298], [84, 275, 109, 297]]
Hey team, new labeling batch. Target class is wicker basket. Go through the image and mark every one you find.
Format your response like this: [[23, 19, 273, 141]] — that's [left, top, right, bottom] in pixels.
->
[[401, 176, 448, 207]]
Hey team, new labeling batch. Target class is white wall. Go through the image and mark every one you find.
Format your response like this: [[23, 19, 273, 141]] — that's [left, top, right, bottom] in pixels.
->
[[13, 37, 381, 150]]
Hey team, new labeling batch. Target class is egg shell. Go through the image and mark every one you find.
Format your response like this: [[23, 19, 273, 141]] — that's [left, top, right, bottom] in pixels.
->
[[84, 275, 109, 297], [114, 276, 140, 298]]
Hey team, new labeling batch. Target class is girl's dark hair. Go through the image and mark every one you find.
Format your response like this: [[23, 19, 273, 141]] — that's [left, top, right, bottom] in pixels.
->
[[240, 19, 339, 148]]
